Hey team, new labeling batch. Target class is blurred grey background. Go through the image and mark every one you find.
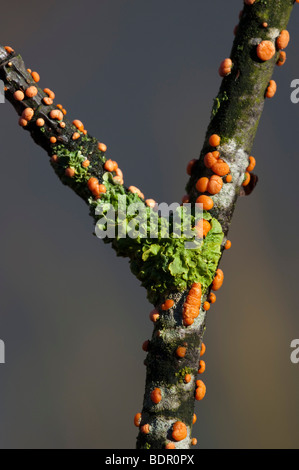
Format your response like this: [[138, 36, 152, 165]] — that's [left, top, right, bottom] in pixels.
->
[[0, 0, 298, 449]]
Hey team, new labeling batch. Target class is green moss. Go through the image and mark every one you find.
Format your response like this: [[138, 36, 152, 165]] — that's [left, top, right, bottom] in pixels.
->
[[175, 367, 193, 383]]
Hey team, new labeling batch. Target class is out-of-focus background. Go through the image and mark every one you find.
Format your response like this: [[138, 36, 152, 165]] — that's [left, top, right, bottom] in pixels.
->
[[0, 0, 298, 449]]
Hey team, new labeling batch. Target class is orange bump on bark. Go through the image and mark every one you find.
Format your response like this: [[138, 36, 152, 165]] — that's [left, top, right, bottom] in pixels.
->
[[196, 195, 214, 211], [59, 122, 66, 128], [277, 50, 286, 66], [104, 159, 115, 172], [65, 167, 76, 178], [18, 118, 27, 127], [196, 177, 209, 193], [209, 292, 216, 304], [82, 160, 90, 168], [150, 388, 162, 404], [262, 22, 268, 28], [209, 134, 221, 147], [195, 219, 211, 238], [43, 97, 53, 105], [246, 156, 256, 172], [204, 152, 218, 169], [276, 30, 290, 50], [134, 413, 142, 427], [172, 421, 188, 441], [141, 424, 150, 434], [266, 80, 277, 99], [195, 380, 206, 401], [244, 0, 256, 4], [142, 340, 149, 352], [198, 360, 206, 374], [181, 194, 190, 204], [184, 374, 192, 383], [219, 58, 233, 77], [149, 309, 160, 323], [50, 109, 64, 121], [162, 299, 174, 311], [98, 142, 107, 152], [50, 136, 57, 143], [13, 90, 24, 101], [211, 160, 230, 176], [203, 301, 210, 311], [25, 86, 38, 98], [176, 346, 187, 358], [212, 269, 224, 291], [186, 158, 197, 175], [165, 443, 176, 449], [4, 46, 14, 53], [72, 132, 80, 140], [242, 172, 251, 186], [36, 118, 45, 127], [22, 107, 34, 121], [200, 342, 206, 357], [145, 199, 156, 208], [191, 438, 197, 446], [207, 174, 223, 194], [43, 88, 55, 99], [256, 40, 275, 61], [226, 174, 232, 183], [225, 240, 232, 250], [73, 119, 84, 132], [31, 71, 40, 83], [193, 414, 197, 425]]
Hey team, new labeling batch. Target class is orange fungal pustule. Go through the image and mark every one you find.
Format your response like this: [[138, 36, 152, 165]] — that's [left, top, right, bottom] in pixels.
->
[[134, 413, 142, 427], [149, 309, 159, 323], [244, 0, 256, 4], [203, 301, 210, 311], [25, 86, 38, 98], [256, 40, 275, 61], [196, 177, 209, 193], [176, 346, 187, 358], [226, 174, 232, 183], [191, 438, 197, 446], [98, 142, 107, 152], [207, 174, 223, 194], [225, 240, 232, 250], [276, 30, 290, 50], [22, 107, 34, 121], [150, 388, 162, 404], [242, 171, 251, 186], [204, 152, 218, 169], [209, 292, 216, 304], [277, 50, 286, 66], [161, 299, 174, 310], [128, 185, 144, 199], [212, 269, 224, 291], [246, 156, 256, 172], [31, 71, 40, 83], [145, 198, 156, 208], [172, 421, 188, 442], [266, 80, 277, 99], [219, 58, 233, 77], [195, 219, 211, 239], [141, 424, 150, 434], [65, 167, 76, 178], [193, 414, 197, 425], [195, 380, 206, 401], [4, 46, 14, 54], [198, 360, 206, 374], [165, 443, 176, 449], [43, 88, 55, 99], [73, 119, 84, 132], [36, 118, 45, 127], [184, 374, 192, 383], [211, 159, 230, 176], [50, 109, 64, 121], [13, 90, 24, 101], [200, 342, 206, 357], [18, 118, 27, 127], [43, 97, 53, 105], [196, 195, 214, 211], [209, 134, 221, 147]]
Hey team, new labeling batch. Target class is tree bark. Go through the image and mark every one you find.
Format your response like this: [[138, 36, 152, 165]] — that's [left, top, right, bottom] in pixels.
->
[[0, 0, 295, 450]]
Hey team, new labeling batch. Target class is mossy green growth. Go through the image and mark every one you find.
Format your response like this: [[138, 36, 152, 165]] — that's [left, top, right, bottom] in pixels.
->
[[52, 144, 91, 183], [92, 173, 224, 304], [175, 367, 193, 383]]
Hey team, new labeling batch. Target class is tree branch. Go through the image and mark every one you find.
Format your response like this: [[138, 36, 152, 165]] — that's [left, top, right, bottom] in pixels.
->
[[0, 0, 295, 450]]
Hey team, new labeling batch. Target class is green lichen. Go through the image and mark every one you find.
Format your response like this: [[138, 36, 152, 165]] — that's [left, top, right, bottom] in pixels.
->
[[175, 367, 193, 383], [92, 173, 224, 303]]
